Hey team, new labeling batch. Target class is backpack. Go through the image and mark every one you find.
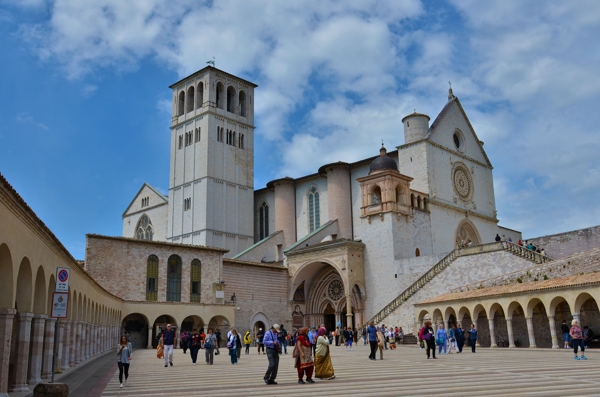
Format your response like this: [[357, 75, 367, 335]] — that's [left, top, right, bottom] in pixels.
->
[[204, 335, 213, 348], [421, 327, 431, 341]]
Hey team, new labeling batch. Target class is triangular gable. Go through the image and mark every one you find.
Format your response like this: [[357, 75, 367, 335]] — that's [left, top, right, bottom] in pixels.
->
[[122, 183, 168, 217], [425, 97, 492, 168]]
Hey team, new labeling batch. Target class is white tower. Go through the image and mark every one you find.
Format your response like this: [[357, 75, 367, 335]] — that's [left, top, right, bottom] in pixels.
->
[[167, 66, 257, 257]]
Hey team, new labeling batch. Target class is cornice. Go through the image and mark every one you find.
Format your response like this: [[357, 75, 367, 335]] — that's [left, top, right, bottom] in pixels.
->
[[428, 198, 498, 223], [171, 108, 256, 130]]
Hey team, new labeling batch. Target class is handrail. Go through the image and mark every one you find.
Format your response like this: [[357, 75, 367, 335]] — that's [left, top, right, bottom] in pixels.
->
[[363, 248, 460, 328], [363, 241, 553, 327]]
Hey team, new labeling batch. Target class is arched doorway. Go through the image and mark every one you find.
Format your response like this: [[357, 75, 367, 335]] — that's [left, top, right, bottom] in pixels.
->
[[182, 315, 204, 333], [152, 314, 177, 348], [455, 219, 481, 247], [323, 303, 335, 333], [121, 313, 149, 349]]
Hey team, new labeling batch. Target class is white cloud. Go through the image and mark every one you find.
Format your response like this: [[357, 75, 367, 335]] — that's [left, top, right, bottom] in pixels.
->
[[11, 0, 600, 239], [16, 112, 48, 130]]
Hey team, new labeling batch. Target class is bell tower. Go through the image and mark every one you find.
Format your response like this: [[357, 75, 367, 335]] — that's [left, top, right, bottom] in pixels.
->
[[166, 66, 257, 257]]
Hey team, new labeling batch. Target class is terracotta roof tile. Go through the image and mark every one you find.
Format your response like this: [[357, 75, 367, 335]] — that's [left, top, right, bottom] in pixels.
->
[[417, 272, 600, 305]]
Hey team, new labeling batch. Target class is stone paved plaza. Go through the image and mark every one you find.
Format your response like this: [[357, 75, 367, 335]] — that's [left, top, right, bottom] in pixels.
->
[[100, 344, 600, 396]]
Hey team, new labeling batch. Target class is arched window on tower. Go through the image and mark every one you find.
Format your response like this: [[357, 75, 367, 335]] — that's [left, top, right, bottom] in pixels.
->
[[417, 196, 422, 210], [227, 86, 236, 113], [216, 82, 224, 109], [146, 255, 158, 301], [239, 133, 244, 149], [135, 214, 153, 241], [186, 86, 194, 113], [178, 91, 185, 116], [166, 255, 182, 302], [259, 202, 269, 240], [410, 193, 415, 208], [308, 186, 321, 233], [415, 248, 421, 257], [239, 90, 247, 117], [396, 185, 406, 205], [196, 83, 204, 109], [190, 259, 201, 303], [372, 186, 382, 205]]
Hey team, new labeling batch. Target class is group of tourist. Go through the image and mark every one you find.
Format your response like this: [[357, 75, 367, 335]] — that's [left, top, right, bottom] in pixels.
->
[[418, 321, 477, 358]]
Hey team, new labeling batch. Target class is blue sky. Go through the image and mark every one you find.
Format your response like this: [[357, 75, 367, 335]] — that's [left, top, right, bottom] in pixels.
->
[[1, 0, 599, 259]]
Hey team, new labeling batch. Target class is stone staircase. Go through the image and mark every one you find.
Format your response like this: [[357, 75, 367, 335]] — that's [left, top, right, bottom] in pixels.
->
[[364, 241, 551, 327]]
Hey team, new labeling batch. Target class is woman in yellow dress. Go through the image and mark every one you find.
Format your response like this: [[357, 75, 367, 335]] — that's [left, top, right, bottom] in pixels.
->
[[315, 327, 336, 380]]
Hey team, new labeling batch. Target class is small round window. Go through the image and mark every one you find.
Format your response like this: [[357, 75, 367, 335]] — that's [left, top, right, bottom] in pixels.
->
[[453, 130, 465, 152]]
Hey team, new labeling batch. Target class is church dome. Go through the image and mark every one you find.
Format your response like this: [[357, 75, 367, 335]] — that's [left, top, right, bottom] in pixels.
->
[[370, 146, 398, 173]]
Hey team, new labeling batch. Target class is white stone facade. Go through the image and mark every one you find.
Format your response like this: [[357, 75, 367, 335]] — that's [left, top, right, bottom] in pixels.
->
[[122, 67, 522, 330]]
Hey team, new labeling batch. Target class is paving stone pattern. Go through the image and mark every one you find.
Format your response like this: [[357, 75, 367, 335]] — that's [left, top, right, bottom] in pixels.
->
[[101, 344, 600, 396]]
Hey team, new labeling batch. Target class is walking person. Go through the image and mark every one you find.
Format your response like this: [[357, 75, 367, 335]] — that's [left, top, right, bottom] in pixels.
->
[[436, 323, 449, 355], [228, 329, 238, 364], [278, 324, 288, 354], [376, 327, 385, 360], [397, 327, 404, 344], [422, 321, 436, 359], [380, 325, 389, 350], [263, 324, 281, 385], [308, 326, 317, 356], [366, 321, 378, 360], [189, 329, 201, 365], [455, 323, 465, 353], [244, 330, 251, 354], [448, 324, 457, 353], [294, 327, 315, 384], [570, 320, 587, 360], [362, 328, 367, 345], [117, 335, 132, 388], [315, 327, 336, 380], [204, 328, 216, 365], [235, 329, 242, 360], [215, 329, 222, 354], [561, 320, 570, 349], [257, 328, 265, 355], [468, 323, 477, 353], [344, 327, 353, 351], [162, 324, 176, 367], [181, 330, 189, 354], [335, 328, 340, 346]]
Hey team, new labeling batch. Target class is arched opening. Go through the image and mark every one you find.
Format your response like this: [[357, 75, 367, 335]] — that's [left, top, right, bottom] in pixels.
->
[[417, 196, 422, 210], [227, 86, 236, 113], [259, 201, 269, 240], [196, 82, 204, 109], [323, 303, 336, 333], [178, 91, 185, 116], [33, 266, 46, 314], [182, 315, 204, 333], [135, 214, 153, 241], [576, 294, 600, 344], [415, 248, 420, 257], [186, 86, 194, 113], [473, 304, 489, 347], [308, 186, 320, 233], [146, 255, 158, 301], [444, 307, 457, 329], [410, 193, 415, 208], [250, 312, 269, 343], [507, 301, 528, 347], [239, 90, 247, 117], [208, 315, 230, 347], [190, 259, 201, 303], [15, 258, 32, 313], [529, 299, 551, 348], [0, 244, 14, 309], [152, 315, 177, 348], [551, 297, 572, 346], [490, 303, 508, 347], [216, 82, 224, 109], [121, 313, 149, 350], [395, 184, 406, 205], [372, 186, 382, 205], [166, 255, 182, 302], [455, 219, 481, 248]]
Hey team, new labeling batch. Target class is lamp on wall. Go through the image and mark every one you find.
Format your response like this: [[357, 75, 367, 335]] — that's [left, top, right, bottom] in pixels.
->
[[231, 293, 237, 305]]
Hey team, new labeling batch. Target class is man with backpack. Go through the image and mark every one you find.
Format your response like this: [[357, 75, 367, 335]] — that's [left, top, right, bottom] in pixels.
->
[[161, 324, 176, 367], [278, 324, 288, 354]]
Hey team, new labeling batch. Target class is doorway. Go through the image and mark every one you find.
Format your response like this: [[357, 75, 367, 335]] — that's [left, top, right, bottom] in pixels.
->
[[324, 303, 336, 333]]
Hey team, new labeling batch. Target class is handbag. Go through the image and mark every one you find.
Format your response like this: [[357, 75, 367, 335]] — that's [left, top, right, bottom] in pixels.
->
[[292, 346, 298, 358], [436, 338, 445, 345]]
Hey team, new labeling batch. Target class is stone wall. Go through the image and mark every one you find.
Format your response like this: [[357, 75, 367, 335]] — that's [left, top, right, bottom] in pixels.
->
[[454, 247, 600, 292], [222, 260, 289, 332], [85, 235, 223, 303], [384, 249, 540, 332], [528, 225, 600, 259]]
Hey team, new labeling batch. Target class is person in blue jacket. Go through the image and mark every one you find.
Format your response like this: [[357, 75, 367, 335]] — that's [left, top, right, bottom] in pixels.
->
[[263, 324, 281, 385], [468, 323, 477, 353], [436, 323, 449, 355]]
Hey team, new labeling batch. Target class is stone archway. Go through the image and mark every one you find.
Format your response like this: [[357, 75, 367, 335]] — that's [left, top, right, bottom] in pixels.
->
[[455, 219, 481, 247], [121, 313, 149, 349]]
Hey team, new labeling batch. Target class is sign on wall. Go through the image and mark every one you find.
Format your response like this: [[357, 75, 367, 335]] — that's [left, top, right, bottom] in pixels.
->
[[51, 292, 69, 318], [55, 267, 70, 292]]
